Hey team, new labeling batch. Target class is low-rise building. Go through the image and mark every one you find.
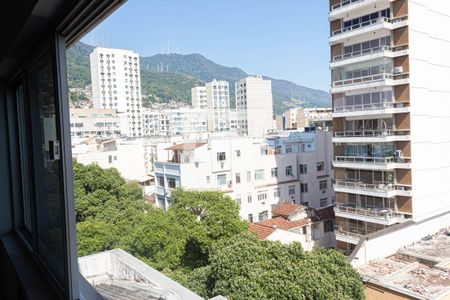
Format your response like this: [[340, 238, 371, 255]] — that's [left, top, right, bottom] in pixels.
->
[[283, 107, 332, 130], [70, 108, 121, 138], [249, 203, 336, 250], [154, 130, 334, 220]]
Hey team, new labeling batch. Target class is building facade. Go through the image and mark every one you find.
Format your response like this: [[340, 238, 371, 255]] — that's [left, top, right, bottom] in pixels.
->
[[206, 79, 230, 132], [284, 107, 333, 131], [191, 86, 207, 109], [329, 0, 450, 255], [154, 131, 334, 221], [90, 47, 143, 137], [236, 75, 274, 137], [70, 108, 120, 137]]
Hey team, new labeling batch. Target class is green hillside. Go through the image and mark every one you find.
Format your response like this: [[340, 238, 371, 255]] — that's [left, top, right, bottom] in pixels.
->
[[66, 42, 331, 113]]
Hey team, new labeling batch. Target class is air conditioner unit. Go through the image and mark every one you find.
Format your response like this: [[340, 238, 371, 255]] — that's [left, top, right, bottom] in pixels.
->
[[393, 66, 403, 74], [395, 150, 403, 158]]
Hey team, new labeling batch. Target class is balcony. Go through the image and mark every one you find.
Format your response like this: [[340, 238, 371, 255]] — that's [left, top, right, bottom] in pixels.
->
[[333, 155, 411, 170], [329, 0, 393, 20], [331, 73, 409, 93], [330, 16, 408, 45], [335, 225, 378, 244], [333, 129, 410, 143], [330, 45, 409, 68], [333, 179, 412, 198], [334, 204, 406, 225], [333, 101, 410, 118]]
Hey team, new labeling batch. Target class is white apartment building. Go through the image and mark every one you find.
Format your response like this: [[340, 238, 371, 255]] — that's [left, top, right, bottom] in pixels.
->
[[154, 130, 334, 221], [206, 80, 230, 132], [329, 0, 450, 256], [191, 86, 207, 109], [70, 108, 120, 137], [142, 108, 207, 137], [284, 107, 333, 130], [90, 47, 143, 137], [236, 75, 274, 137], [229, 108, 238, 133]]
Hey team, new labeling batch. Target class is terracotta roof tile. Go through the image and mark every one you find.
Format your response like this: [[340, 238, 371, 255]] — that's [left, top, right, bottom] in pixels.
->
[[311, 206, 335, 222], [249, 216, 310, 240], [272, 203, 302, 217], [165, 143, 206, 151], [249, 223, 276, 239]]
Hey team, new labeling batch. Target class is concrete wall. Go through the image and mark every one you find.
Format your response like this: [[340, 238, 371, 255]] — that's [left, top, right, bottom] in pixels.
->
[[351, 210, 450, 267]]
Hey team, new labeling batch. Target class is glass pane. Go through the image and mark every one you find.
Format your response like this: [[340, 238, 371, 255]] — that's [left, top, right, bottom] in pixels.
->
[[29, 54, 65, 282], [16, 85, 33, 231]]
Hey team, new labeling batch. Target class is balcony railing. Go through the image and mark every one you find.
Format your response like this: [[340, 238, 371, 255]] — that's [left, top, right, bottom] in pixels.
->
[[335, 225, 378, 239], [334, 155, 410, 164], [332, 17, 389, 36], [331, 0, 366, 11], [331, 16, 408, 37], [334, 101, 394, 113], [334, 180, 412, 194], [332, 73, 394, 88], [335, 204, 404, 220], [333, 129, 410, 138]]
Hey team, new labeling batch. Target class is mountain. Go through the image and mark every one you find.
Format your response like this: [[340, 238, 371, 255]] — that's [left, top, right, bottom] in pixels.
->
[[66, 42, 331, 113]]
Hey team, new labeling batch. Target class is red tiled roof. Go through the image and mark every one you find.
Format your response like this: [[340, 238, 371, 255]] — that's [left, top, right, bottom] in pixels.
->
[[165, 143, 206, 151], [311, 206, 335, 222], [249, 216, 310, 240], [272, 203, 302, 217]]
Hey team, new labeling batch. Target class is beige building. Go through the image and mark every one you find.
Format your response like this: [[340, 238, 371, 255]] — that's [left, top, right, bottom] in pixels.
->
[[70, 108, 120, 137], [191, 86, 207, 109], [284, 107, 332, 130]]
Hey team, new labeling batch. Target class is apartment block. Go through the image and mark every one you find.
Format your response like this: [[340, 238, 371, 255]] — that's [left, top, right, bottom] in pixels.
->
[[90, 47, 143, 137], [236, 75, 274, 137], [206, 79, 231, 132], [329, 0, 450, 255], [142, 108, 207, 137], [191, 86, 207, 109], [70, 108, 120, 137], [284, 107, 333, 130], [154, 131, 334, 221]]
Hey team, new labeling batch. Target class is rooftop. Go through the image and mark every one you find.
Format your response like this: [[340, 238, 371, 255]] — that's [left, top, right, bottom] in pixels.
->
[[249, 216, 310, 240], [165, 143, 207, 151], [358, 228, 450, 300], [272, 202, 303, 217]]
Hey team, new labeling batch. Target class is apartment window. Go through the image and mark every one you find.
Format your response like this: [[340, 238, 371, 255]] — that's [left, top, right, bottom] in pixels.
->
[[206, 175, 210, 183], [324, 220, 335, 233], [254, 169, 264, 181], [247, 171, 251, 182], [316, 162, 324, 172], [235, 150, 241, 157], [301, 183, 308, 193], [248, 214, 254, 223], [285, 165, 293, 176], [271, 167, 278, 178], [217, 152, 226, 161], [319, 180, 327, 190], [167, 178, 177, 189], [247, 193, 252, 203], [235, 172, 241, 184], [320, 198, 328, 207], [285, 146, 292, 153], [217, 175, 227, 185], [299, 164, 308, 174], [257, 191, 267, 201], [157, 176, 164, 187], [259, 211, 269, 222], [273, 188, 281, 198], [288, 185, 296, 196], [235, 196, 241, 206]]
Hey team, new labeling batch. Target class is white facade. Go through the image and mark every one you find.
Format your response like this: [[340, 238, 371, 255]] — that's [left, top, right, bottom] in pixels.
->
[[206, 80, 230, 132], [154, 131, 334, 220], [90, 47, 143, 137], [70, 108, 120, 137], [142, 108, 207, 137], [236, 75, 273, 137], [329, 0, 450, 255], [191, 86, 207, 109]]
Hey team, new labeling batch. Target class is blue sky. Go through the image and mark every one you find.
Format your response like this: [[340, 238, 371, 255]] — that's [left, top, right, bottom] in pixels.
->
[[82, 0, 330, 91]]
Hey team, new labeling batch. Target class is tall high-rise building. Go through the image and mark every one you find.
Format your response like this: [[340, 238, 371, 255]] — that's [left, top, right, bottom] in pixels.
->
[[191, 86, 207, 109], [206, 80, 230, 132], [236, 75, 273, 137], [329, 0, 450, 255], [90, 47, 143, 137]]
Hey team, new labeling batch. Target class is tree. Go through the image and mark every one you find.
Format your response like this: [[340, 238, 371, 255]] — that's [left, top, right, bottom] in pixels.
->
[[202, 233, 364, 300]]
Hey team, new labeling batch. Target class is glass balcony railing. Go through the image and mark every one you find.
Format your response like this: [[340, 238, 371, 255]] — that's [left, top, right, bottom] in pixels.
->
[[331, 16, 408, 37], [333, 129, 410, 138], [332, 73, 394, 88], [334, 179, 412, 194], [335, 204, 405, 221], [331, 0, 366, 11], [332, 45, 408, 62], [334, 101, 394, 113], [334, 155, 410, 164]]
